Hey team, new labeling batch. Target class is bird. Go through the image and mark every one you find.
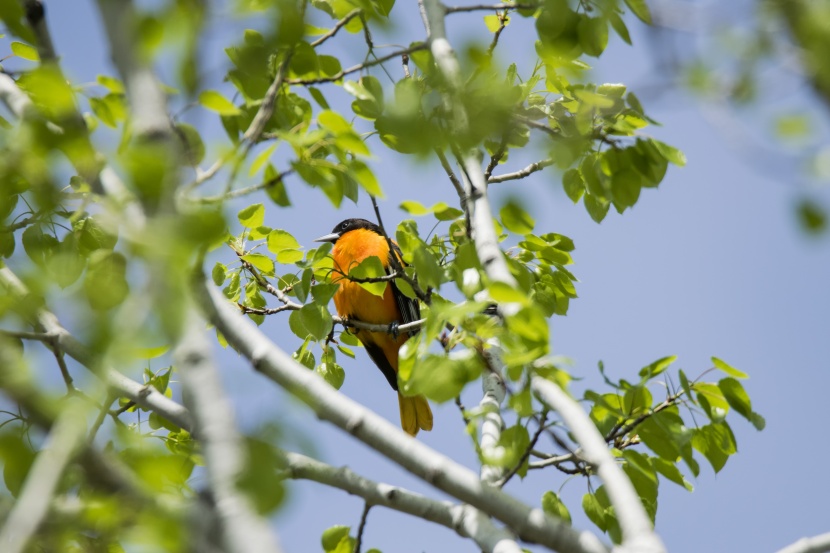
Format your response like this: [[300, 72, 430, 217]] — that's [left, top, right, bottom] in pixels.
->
[[314, 218, 433, 436]]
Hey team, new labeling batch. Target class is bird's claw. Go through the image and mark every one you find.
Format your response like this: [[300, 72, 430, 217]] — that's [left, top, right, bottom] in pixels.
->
[[388, 321, 400, 339]]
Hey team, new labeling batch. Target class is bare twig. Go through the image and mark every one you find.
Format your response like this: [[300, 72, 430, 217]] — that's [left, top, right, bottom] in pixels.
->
[[353, 502, 371, 553], [311, 9, 362, 48], [286, 44, 428, 86], [496, 410, 548, 488], [370, 196, 431, 305], [445, 3, 539, 14], [488, 159, 554, 183]]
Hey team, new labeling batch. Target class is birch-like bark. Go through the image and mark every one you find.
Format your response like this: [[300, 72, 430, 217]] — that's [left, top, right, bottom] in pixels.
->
[[531, 378, 666, 553], [196, 277, 609, 553], [0, 267, 193, 432], [175, 315, 282, 553], [95, 0, 171, 138], [284, 452, 521, 553], [775, 533, 830, 553], [0, 400, 87, 553], [417, 5, 665, 551]]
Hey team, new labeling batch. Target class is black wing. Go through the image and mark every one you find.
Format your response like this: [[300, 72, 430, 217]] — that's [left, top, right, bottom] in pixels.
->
[[388, 242, 420, 338], [364, 342, 399, 391]]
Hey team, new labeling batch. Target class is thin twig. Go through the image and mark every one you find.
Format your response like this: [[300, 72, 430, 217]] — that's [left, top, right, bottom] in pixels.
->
[[445, 3, 539, 14], [311, 9, 363, 48], [496, 410, 548, 488], [488, 159, 554, 183], [370, 196, 431, 305], [88, 394, 116, 442], [287, 44, 428, 86], [353, 502, 372, 553]]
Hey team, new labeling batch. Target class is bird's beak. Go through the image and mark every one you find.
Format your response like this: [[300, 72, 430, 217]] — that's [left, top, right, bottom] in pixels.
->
[[313, 232, 340, 243]]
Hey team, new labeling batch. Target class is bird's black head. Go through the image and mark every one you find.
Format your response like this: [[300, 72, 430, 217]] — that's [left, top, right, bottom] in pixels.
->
[[313, 218, 380, 243]]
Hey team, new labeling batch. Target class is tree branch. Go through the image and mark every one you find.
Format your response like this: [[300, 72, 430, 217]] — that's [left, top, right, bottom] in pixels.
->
[[0, 399, 87, 553], [0, 267, 193, 432], [775, 532, 830, 553], [311, 9, 362, 48], [488, 159, 554, 184], [195, 275, 609, 553], [175, 314, 283, 553], [530, 378, 665, 553], [95, 0, 171, 138], [283, 452, 523, 553], [445, 3, 539, 14], [286, 44, 428, 86]]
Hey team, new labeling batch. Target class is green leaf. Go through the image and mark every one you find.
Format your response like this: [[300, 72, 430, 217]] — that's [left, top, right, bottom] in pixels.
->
[[651, 139, 686, 167], [84, 251, 129, 310], [348, 255, 387, 297], [584, 194, 609, 223], [97, 75, 125, 93], [311, 283, 339, 306], [542, 491, 571, 524], [249, 144, 277, 177], [692, 422, 736, 473], [238, 203, 265, 228], [10, 41, 39, 61], [638, 355, 677, 380], [267, 229, 301, 253], [177, 123, 206, 165], [241, 253, 274, 274], [484, 14, 508, 33], [75, 216, 117, 256], [582, 492, 606, 532], [322, 526, 352, 553], [562, 169, 584, 203], [296, 303, 333, 341], [718, 378, 765, 430], [199, 90, 241, 116], [399, 200, 430, 215], [712, 357, 748, 379], [608, 12, 632, 45], [651, 457, 694, 491], [212, 263, 227, 286], [351, 159, 383, 197], [316, 362, 345, 389], [624, 0, 652, 24], [500, 201, 535, 234], [509, 388, 534, 417], [236, 438, 285, 514]]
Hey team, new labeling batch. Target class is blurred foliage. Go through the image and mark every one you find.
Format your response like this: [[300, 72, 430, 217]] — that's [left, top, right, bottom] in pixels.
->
[[0, 0, 780, 550], [639, 0, 830, 235]]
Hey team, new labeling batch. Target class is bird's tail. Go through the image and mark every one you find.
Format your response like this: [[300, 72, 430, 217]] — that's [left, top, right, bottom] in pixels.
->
[[398, 392, 433, 437]]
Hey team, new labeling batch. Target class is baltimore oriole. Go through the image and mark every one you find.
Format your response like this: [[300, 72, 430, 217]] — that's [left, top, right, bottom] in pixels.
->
[[315, 218, 433, 436]]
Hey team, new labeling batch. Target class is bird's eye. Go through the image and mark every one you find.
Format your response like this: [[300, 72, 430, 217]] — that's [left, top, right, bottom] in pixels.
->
[[341, 222, 349, 230]]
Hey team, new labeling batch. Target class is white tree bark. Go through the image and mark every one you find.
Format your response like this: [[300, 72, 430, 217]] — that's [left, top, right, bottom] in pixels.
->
[[775, 533, 830, 553], [196, 277, 609, 553], [0, 267, 193, 431], [285, 451, 522, 553], [531, 378, 666, 553], [175, 315, 282, 553], [0, 400, 87, 553]]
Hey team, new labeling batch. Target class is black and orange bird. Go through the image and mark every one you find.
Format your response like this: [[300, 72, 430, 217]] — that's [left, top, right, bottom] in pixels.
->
[[315, 218, 433, 436]]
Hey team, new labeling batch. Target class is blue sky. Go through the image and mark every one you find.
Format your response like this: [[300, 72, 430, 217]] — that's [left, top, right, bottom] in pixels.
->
[[6, 1, 830, 552]]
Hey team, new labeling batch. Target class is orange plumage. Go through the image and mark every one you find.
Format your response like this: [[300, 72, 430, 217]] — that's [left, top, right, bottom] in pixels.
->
[[315, 219, 433, 436]]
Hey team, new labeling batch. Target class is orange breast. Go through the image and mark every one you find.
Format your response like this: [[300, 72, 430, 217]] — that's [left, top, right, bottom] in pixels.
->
[[331, 229, 407, 369]]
